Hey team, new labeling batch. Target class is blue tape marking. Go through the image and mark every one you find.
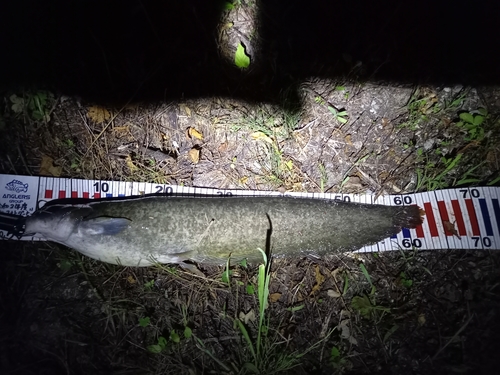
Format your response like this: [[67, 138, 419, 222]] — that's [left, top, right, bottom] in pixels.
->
[[106, 193, 113, 198], [492, 199, 500, 236], [118, 194, 125, 197], [479, 199, 493, 236], [392, 227, 411, 239]]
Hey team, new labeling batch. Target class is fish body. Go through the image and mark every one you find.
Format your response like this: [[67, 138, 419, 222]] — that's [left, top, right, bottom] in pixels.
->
[[21, 196, 423, 267]]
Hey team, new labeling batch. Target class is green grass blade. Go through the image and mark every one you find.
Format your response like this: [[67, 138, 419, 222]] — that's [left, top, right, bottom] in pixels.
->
[[235, 319, 257, 361], [343, 273, 349, 295], [359, 263, 372, 287], [487, 176, 500, 186]]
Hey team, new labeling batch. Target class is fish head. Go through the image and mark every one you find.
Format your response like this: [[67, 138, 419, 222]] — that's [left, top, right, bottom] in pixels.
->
[[24, 205, 87, 242]]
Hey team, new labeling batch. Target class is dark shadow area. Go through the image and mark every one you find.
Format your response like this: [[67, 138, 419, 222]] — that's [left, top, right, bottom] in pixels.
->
[[0, 244, 129, 375], [1, 0, 499, 107], [259, 0, 500, 85]]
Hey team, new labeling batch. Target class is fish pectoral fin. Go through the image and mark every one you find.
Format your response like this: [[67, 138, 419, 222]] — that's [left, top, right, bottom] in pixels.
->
[[80, 217, 131, 235]]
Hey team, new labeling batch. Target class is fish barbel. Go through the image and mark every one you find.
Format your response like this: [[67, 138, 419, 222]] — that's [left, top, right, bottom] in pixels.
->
[[9, 196, 423, 266]]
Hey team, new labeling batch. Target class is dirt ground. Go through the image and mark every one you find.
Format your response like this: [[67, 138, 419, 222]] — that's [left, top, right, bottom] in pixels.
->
[[1, 1, 500, 375]]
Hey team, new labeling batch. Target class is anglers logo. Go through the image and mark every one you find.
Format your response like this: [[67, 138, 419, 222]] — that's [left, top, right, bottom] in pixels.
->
[[5, 179, 29, 193]]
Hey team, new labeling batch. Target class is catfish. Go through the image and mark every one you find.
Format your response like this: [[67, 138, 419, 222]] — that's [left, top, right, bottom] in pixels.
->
[[1, 196, 423, 267]]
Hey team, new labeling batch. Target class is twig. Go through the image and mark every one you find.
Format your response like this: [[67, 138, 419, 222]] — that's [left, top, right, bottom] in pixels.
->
[[294, 118, 317, 132]]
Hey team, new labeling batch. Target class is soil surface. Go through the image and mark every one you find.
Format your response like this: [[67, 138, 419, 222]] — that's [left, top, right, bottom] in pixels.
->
[[1, 2, 500, 375]]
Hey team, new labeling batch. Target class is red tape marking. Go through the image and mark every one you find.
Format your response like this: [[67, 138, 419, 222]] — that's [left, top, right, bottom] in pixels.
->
[[465, 199, 481, 236], [424, 202, 439, 237], [451, 200, 467, 236]]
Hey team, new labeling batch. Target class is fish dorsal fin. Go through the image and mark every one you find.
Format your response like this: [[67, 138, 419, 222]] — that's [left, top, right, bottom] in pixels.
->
[[80, 217, 131, 236]]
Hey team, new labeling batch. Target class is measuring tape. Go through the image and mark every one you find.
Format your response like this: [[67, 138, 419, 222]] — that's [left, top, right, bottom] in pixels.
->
[[1, 174, 499, 253]]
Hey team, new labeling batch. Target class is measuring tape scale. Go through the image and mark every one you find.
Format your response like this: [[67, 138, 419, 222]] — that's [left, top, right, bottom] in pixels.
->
[[1, 174, 499, 252]]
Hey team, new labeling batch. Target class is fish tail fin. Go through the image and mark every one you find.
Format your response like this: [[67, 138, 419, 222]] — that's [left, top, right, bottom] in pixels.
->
[[0, 212, 26, 238], [394, 205, 425, 229]]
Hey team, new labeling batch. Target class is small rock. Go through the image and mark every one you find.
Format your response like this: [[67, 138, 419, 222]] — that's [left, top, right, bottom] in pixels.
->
[[423, 139, 435, 150], [353, 141, 363, 150]]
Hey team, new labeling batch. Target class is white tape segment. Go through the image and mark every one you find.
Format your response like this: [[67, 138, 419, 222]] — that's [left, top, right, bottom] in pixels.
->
[[1, 174, 499, 252]]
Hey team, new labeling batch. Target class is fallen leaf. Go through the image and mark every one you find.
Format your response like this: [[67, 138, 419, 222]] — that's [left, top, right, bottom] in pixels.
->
[[379, 171, 390, 180], [310, 264, 325, 296], [340, 309, 351, 318], [235, 43, 250, 68], [40, 155, 62, 177], [418, 314, 426, 326], [339, 319, 358, 345], [269, 293, 281, 303], [420, 207, 426, 218], [87, 106, 111, 124], [222, 22, 234, 30], [331, 267, 342, 279], [10, 94, 24, 114], [486, 150, 497, 165], [188, 147, 201, 163], [295, 291, 304, 302], [421, 94, 438, 114], [127, 275, 136, 284], [250, 131, 273, 144], [339, 319, 351, 339], [111, 125, 131, 138], [239, 310, 256, 324], [125, 155, 138, 171], [443, 220, 460, 238], [327, 289, 341, 298], [239, 176, 248, 185], [218, 142, 228, 152], [180, 104, 191, 117], [345, 134, 353, 145], [187, 127, 203, 140]]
